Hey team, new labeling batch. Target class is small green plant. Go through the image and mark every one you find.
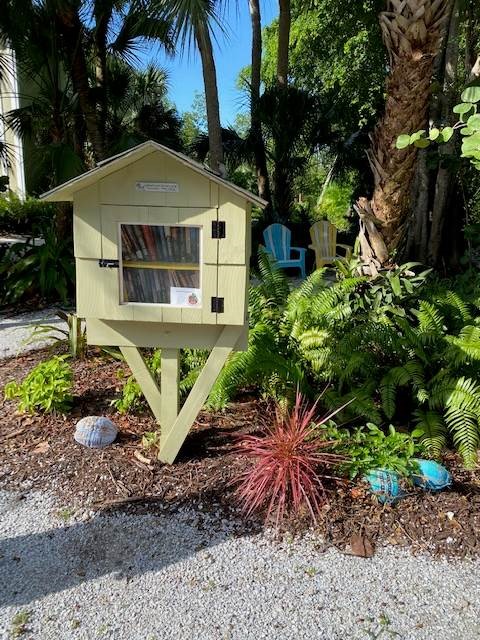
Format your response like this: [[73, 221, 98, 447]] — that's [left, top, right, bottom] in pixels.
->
[[10, 610, 31, 638], [56, 507, 74, 522], [4, 355, 73, 413], [113, 349, 161, 413], [141, 430, 161, 453], [24, 311, 87, 358], [324, 423, 423, 478]]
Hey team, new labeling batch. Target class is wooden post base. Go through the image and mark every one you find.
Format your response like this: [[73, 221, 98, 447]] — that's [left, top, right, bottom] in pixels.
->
[[120, 325, 243, 464]]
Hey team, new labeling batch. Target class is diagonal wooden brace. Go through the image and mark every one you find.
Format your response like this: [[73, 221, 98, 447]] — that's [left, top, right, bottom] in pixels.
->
[[158, 325, 243, 464], [120, 346, 162, 422]]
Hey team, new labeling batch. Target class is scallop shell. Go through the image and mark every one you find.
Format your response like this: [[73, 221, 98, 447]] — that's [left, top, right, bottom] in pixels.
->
[[74, 416, 118, 448]]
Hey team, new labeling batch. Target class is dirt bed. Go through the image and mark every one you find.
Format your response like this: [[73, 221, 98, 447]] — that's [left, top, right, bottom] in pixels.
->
[[1, 347, 479, 558]]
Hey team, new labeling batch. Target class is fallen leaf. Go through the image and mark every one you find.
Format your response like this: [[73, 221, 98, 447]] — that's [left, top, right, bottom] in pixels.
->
[[33, 441, 50, 454], [349, 533, 375, 558], [134, 450, 152, 465]]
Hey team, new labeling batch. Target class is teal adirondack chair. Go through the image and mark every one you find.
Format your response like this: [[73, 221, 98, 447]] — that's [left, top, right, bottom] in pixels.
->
[[263, 223, 307, 278]]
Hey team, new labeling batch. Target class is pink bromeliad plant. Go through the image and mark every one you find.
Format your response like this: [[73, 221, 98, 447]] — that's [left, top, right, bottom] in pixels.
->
[[235, 393, 344, 526]]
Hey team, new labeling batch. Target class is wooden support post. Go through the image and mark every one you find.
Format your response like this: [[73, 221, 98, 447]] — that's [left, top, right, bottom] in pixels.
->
[[160, 348, 180, 438], [120, 346, 162, 422], [159, 325, 242, 464]]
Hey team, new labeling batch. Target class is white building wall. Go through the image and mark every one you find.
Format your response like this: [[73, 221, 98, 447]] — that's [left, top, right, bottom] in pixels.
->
[[0, 48, 26, 198]]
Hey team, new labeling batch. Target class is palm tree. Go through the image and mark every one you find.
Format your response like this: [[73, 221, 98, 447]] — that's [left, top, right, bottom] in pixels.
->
[[105, 61, 183, 153], [0, 0, 84, 190], [91, 0, 174, 153], [277, 0, 290, 87], [355, 0, 452, 271], [154, 0, 225, 176], [249, 0, 272, 208]]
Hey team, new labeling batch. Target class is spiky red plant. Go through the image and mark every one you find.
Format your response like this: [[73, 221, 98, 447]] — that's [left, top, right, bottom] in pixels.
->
[[235, 393, 342, 526]]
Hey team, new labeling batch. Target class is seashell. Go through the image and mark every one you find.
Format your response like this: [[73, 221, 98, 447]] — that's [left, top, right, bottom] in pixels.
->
[[411, 459, 452, 491], [74, 416, 118, 448]]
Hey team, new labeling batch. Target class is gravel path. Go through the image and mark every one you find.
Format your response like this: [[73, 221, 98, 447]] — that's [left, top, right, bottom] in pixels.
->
[[1, 490, 479, 640], [0, 309, 68, 359]]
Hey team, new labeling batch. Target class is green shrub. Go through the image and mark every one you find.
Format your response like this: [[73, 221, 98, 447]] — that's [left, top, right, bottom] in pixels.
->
[[323, 423, 423, 478], [213, 253, 480, 468], [4, 355, 73, 413], [314, 179, 353, 231], [0, 193, 54, 235], [0, 219, 74, 305]]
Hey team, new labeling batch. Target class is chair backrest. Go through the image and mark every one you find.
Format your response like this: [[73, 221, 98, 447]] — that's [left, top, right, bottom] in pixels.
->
[[263, 223, 291, 261], [310, 220, 337, 257]]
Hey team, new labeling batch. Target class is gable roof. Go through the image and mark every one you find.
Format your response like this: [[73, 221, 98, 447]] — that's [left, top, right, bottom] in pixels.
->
[[40, 140, 267, 207]]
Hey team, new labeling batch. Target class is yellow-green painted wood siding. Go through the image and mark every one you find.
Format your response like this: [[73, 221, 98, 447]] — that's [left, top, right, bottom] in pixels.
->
[[218, 188, 248, 265], [99, 152, 211, 208], [86, 319, 245, 349], [76, 259, 134, 320], [73, 184, 101, 259], [217, 265, 248, 325]]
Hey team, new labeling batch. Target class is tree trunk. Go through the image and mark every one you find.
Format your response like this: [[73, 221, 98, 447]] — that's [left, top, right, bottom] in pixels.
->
[[57, 7, 105, 162], [93, 6, 112, 150], [428, 0, 460, 265], [249, 0, 272, 211], [277, 0, 290, 87], [356, 0, 452, 271], [195, 23, 225, 177]]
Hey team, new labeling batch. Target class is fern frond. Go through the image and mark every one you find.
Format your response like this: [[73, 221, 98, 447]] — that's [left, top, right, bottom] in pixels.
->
[[444, 406, 479, 468], [324, 382, 381, 423], [443, 290, 472, 324], [380, 361, 425, 419], [446, 325, 480, 365], [254, 247, 290, 305], [413, 410, 447, 459], [414, 301, 445, 338]]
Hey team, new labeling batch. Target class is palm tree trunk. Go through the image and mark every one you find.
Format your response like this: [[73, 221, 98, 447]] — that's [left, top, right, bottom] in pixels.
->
[[277, 0, 290, 87], [355, 0, 452, 271], [427, 0, 460, 265], [56, 7, 106, 162], [249, 0, 272, 209], [195, 23, 225, 177], [93, 6, 112, 150]]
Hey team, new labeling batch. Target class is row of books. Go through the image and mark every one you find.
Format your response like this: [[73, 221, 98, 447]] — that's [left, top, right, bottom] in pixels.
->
[[121, 224, 200, 264], [123, 267, 199, 304]]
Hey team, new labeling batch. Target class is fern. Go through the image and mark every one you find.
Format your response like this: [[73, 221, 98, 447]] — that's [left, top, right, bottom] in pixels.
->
[[413, 410, 447, 458], [444, 406, 479, 468], [446, 325, 480, 365], [414, 301, 446, 337], [380, 362, 426, 419]]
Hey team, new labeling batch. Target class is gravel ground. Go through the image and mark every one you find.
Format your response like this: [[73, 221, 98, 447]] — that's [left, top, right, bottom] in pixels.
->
[[1, 490, 480, 640], [0, 309, 68, 359]]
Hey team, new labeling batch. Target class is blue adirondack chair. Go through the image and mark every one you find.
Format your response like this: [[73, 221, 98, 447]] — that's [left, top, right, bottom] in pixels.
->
[[262, 223, 307, 278]]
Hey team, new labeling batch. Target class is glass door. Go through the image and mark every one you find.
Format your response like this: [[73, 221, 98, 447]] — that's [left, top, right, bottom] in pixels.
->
[[119, 223, 202, 307]]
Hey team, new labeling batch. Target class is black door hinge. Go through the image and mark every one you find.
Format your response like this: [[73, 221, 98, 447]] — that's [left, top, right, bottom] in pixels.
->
[[211, 297, 224, 313], [211, 220, 226, 239], [99, 259, 119, 268]]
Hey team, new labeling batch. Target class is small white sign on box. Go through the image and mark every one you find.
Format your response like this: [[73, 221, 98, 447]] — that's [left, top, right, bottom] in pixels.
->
[[170, 287, 201, 307], [136, 181, 179, 193]]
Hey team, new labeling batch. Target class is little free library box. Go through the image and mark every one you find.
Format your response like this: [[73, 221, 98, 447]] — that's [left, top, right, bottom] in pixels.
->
[[42, 141, 266, 463]]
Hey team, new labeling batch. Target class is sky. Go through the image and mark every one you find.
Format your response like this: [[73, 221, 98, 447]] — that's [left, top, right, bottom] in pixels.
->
[[150, 1, 278, 126]]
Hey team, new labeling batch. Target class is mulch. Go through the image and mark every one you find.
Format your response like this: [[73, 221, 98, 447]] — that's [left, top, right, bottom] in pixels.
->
[[1, 347, 479, 558]]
